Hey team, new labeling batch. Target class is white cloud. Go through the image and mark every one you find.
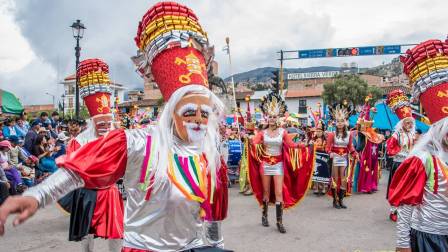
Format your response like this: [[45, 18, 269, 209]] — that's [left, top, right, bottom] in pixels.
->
[[1, 0, 447, 104], [0, 0, 34, 72]]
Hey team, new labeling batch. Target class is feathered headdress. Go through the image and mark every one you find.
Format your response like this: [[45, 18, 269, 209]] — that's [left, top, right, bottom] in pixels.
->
[[331, 105, 349, 121], [260, 91, 287, 117]]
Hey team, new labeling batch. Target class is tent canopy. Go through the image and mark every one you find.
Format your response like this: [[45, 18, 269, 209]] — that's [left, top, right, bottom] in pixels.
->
[[349, 103, 429, 133], [0, 89, 24, 115]]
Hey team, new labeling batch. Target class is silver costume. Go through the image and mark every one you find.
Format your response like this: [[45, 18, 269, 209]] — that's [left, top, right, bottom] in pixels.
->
[[24, 127, 224, 252], [395, 152, 448, 248], [332, 134, 350, 167], [262, 129, 284, 176]]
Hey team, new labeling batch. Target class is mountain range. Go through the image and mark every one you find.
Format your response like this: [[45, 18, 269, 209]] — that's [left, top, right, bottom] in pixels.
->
[[224, 58, 402, 83]]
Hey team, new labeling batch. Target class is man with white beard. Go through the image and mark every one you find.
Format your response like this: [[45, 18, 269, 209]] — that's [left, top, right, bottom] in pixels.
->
[[0, 2, 230, 251], [388, 39, 448, 252], [386, 89, 416, 222], [56, 58, 124, 252]]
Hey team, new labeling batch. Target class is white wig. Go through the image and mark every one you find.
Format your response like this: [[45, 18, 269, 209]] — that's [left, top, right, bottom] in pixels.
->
[[149, 84, 224, 189], [410, 117, 448, 161], [393, 117, 416, 135], [75, 119, 97, 146]]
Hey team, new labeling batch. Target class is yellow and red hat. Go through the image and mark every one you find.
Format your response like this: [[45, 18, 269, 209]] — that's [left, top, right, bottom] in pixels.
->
[[400, 39, 448, 124], [77, 58, 112, 117], [133, 1, 211, 101], [386, 89, 413, 120]]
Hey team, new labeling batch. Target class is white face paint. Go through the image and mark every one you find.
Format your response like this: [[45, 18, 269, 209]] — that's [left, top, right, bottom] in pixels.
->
[[183, 122, 208, 144]]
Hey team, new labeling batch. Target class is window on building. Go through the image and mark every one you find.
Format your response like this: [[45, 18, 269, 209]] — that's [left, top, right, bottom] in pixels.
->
[[68, 97, 73, 108], [298, 99, 307, 114], [68, 86, 75, 95]]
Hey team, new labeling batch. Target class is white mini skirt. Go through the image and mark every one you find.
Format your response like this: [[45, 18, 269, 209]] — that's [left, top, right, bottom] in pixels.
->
[[333, 154, 348, 167], [262, 162, 284, 176]]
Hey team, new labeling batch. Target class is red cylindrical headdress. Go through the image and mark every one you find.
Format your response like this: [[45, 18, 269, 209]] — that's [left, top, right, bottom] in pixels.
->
[[133, 2, 210, 101], [386, 89, 413, 120], [78, 58, 112, 117], [400, 39, 448, 124]]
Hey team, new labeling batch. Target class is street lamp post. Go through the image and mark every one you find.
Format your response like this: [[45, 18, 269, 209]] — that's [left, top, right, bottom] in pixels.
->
[[61, 94, 66, 119], [70, 19, 86, 120], [45, 92, 56, 109]]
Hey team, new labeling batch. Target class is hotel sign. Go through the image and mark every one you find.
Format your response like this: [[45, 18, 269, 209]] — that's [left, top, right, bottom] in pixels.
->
[[287, 71, 340, 80]]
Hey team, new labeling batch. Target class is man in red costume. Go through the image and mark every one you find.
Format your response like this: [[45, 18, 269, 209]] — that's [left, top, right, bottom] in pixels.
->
[[0, 2, 229, 252], [389, 39, 448, 252], [57, 58, 124, 251], [386, 89, 416, 222]]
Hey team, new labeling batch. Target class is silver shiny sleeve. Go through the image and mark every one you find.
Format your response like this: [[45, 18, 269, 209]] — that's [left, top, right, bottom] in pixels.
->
[[204, 221, 224, 248], [396, 205, 413, 248], [22, 168, 85, 208]]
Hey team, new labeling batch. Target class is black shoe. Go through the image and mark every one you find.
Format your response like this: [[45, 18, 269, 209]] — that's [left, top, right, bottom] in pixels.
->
[[262, 201, 269, 227], [339, 189, 347, 209], [331, 189, 341, 209], [275, 202, 286, 233]]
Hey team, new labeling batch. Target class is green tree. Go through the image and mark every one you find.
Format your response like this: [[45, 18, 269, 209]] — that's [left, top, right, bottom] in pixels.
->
[[322, 74, 382, 107]]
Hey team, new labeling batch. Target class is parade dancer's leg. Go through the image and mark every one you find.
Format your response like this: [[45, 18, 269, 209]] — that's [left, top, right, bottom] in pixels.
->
[[273, 175, 286, 233], [261, 175, 271, 227], [388, 161, 401, 222], [331, 165, 340, 209], [339, 166, 348, 209], [81, 234, 94, 252]]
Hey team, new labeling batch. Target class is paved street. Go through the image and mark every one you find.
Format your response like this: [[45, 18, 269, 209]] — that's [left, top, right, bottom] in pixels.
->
[[1, 172, 395, 252]]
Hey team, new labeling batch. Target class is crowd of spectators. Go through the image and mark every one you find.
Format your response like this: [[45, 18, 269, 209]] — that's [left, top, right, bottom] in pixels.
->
[[0, 111, 79, 204]]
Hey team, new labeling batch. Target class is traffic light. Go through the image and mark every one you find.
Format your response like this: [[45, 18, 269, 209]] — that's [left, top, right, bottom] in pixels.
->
[[337, 47, 359, 57], [271, 70, 280, 92]]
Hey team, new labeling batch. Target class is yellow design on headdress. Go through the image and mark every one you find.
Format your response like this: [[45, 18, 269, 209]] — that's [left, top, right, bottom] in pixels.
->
[[175, 50, 208, 84]]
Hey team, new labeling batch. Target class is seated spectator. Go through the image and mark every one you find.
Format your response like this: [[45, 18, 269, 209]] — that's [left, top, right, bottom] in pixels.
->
[[32, 135, 58, 174], [37, 127, 50, 141], [50, 111, 60, 129], [52, 132, 68, 159], [0, 140, 27, 194], [0, 166, 10, 205], [19, 111, 30, 131], [2, 118, 18, 140], [37, 111, 50, 127], [67, 120, 81, 138], [8, 136, 35, 187], [46, 123, 58, 139], [0, 121, 3, 141], [14, 117, 28, 139], [24, 120, 41, 153]]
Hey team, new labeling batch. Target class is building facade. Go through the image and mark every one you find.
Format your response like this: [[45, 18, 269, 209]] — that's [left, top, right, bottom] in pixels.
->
[[60, 74, 126, 116]]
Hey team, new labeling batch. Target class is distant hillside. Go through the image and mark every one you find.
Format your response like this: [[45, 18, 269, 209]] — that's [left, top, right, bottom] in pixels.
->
[[364, 57, 403, 76], [225, 57, 402, 83], [224, 66, 341, 83]]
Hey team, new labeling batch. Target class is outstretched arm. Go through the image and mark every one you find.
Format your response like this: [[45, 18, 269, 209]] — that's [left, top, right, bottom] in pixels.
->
[[0, 129, 127, 236]]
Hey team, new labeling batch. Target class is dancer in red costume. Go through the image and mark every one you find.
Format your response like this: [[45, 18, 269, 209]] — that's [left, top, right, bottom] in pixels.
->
[[0, 2, 230, 251], [352, 96, 384, 194], [389, 38, 448, 252], [248, 92, 315, 233], [386, 89, 415, 222], [57, 59, 124, 252], [326, 106, 357, 209]]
